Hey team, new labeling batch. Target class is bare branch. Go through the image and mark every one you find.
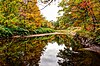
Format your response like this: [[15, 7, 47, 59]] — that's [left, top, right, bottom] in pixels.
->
[[40, 0, 54, 10]]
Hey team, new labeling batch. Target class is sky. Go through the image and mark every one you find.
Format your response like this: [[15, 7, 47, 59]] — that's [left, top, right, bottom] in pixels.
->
[[37, 0, 62, 21]]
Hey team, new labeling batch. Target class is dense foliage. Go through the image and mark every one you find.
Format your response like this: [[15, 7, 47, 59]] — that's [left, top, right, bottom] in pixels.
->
[[0, 0, 54, 38], [56, 0, 100, 30], [54, 0, 100, 45], [0, 0, 100, 66]]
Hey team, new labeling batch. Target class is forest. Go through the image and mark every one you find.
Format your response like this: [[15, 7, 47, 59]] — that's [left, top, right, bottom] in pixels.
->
[[0, 0, 100, 66]]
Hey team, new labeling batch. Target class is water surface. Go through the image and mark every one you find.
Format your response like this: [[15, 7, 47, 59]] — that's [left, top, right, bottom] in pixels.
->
[[39, 42, 65, 66], [0, 35, 100, 66]]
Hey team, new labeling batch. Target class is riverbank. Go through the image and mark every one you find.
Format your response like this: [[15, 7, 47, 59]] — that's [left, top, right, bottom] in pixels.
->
[[12, 27, 81, 38], [12, 32, 66, 38]]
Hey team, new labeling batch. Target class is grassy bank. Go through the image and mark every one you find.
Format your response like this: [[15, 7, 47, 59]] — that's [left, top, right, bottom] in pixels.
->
[[0, 25, 55, 38]]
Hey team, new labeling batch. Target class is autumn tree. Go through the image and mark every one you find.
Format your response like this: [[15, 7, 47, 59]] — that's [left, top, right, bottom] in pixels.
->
[[19, 0, 44, 30], [57, 0, 100, 31], [0, 0, 21, 28], [0, 0, 46, 30]]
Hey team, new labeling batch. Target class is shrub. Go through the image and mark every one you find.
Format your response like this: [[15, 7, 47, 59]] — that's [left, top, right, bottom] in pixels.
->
[[0, 25, 13, 38], [95, 28, 100, 44], [10, 27, 29, 36], [33, 28, 55, 34]]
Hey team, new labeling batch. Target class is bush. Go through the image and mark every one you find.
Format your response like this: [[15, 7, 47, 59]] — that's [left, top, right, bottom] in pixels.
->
[[95, 28, 100, 44], [95, 36, 100, 44], [33, 28, 55, 34], [0, 25, 30, 38], [10, 27, 29, 36], [76, 30, 96, 39], [0, 26, 55, 38], [0, 25, 13, 38]]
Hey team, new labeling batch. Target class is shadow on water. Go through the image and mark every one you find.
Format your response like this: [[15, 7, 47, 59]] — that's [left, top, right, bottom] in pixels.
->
[[0, 35, 100, 66]]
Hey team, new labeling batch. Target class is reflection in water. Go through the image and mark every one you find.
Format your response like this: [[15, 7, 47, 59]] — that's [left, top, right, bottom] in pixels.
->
[[57, 48, 100, 66], [0, 35, 100, 66], [39, 42, 65, 66], [0, 38, 48, 66]]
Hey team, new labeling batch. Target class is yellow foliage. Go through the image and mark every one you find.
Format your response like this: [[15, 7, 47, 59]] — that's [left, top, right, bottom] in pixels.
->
[[20, 0, 45, 30]]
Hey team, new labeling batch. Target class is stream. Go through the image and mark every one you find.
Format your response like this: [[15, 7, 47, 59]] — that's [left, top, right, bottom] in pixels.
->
[[0, 35, 100, 66], [39, 42, 65, 66]]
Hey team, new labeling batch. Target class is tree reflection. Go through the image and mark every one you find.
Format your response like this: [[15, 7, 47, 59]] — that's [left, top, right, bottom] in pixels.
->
[[0, 35, 100, 66], [56, 35, 100, 66], [57, 47, 100, 66], [0, 36, 52, 66]]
